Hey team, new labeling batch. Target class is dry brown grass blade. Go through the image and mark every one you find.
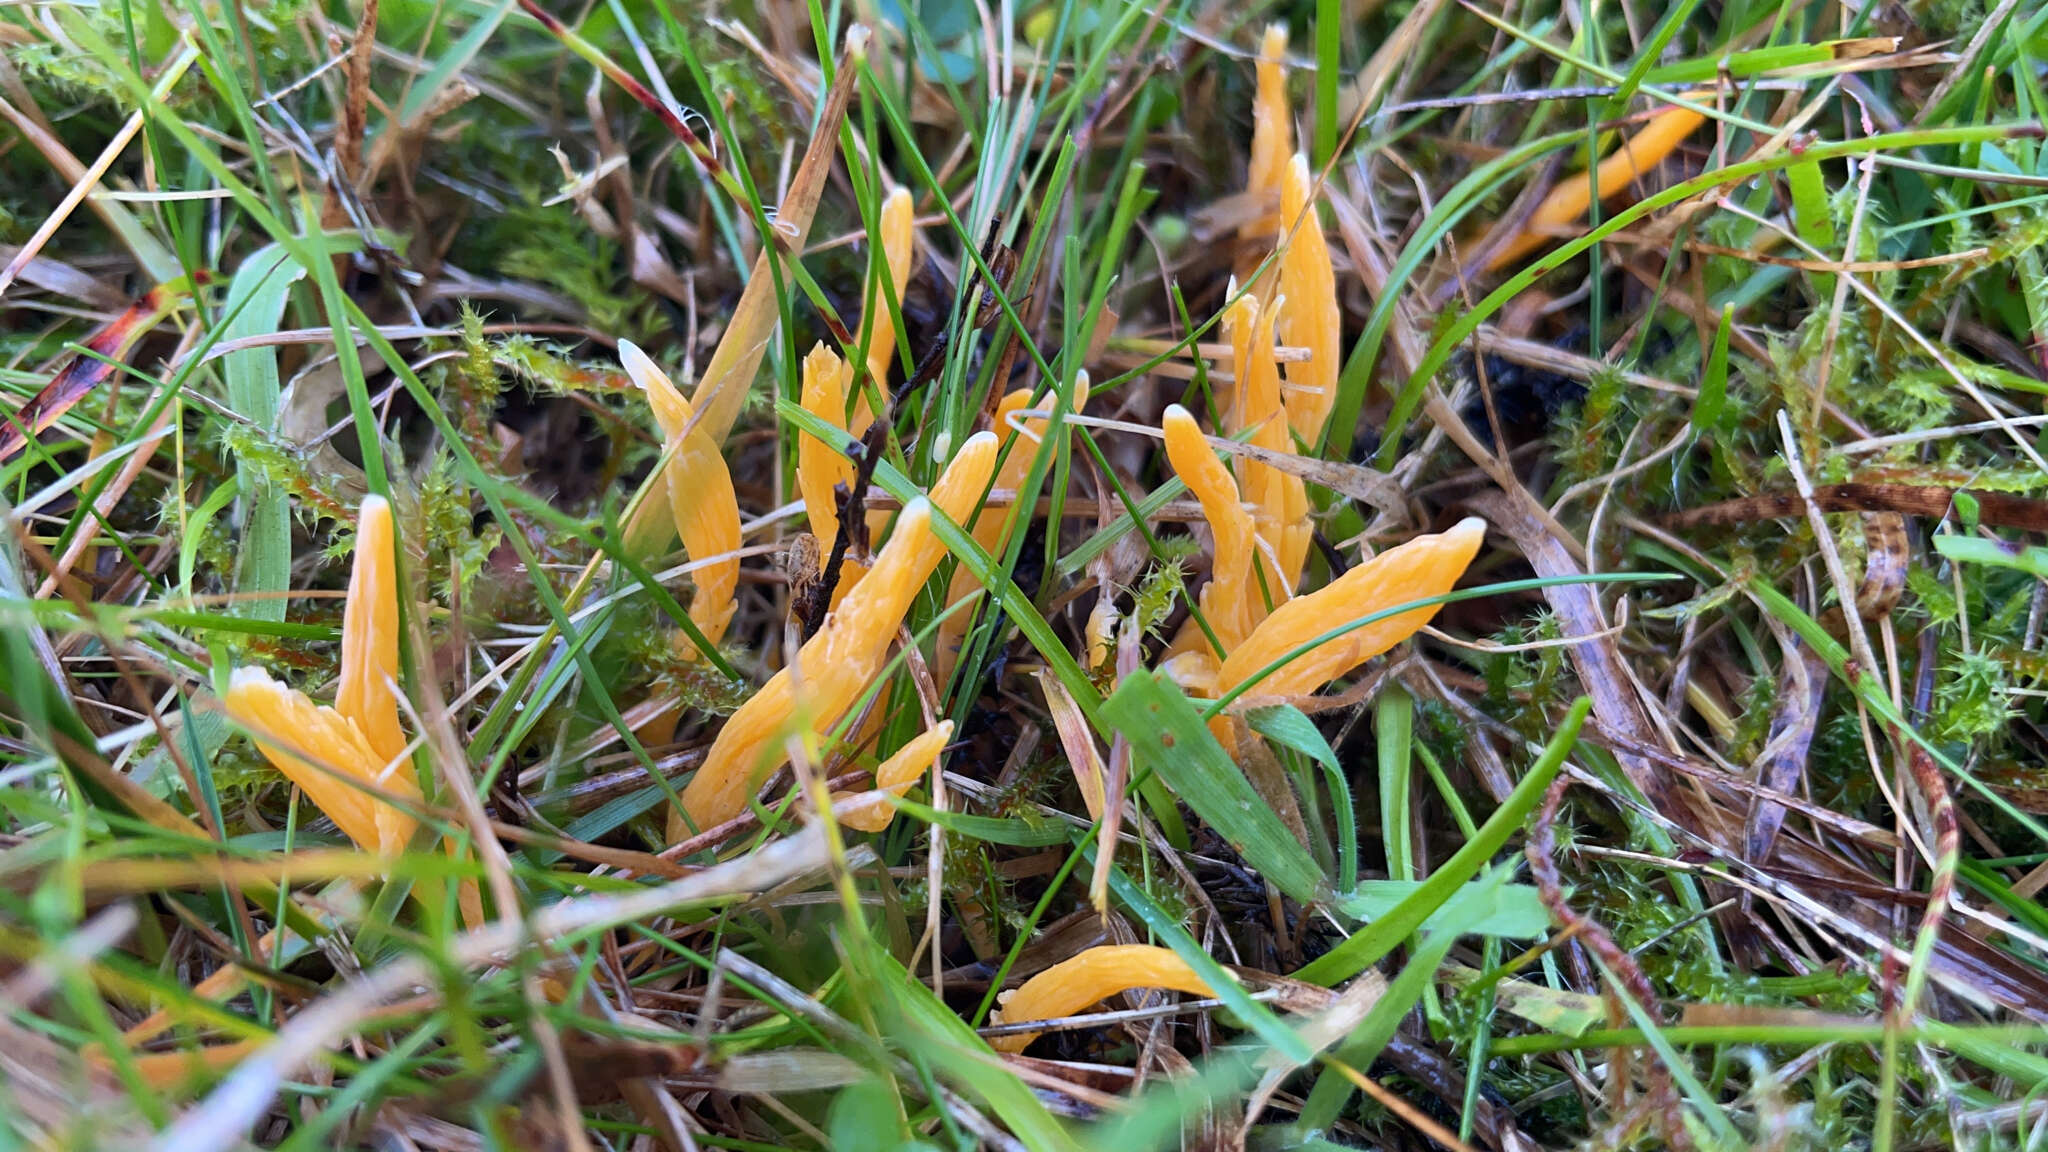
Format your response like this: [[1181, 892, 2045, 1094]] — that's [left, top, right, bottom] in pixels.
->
[[687, 27, 867, 447], [1468, 490, 1675, 813], [151, 827, 833, 1152], [0, 278, 196, 463]]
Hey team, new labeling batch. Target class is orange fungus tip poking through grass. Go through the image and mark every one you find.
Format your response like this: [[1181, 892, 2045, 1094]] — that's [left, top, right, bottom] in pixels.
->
[[1487, 105, 1707, 272], [1218, 516, 1488, 700], [222, 495, 421, 856], [623, 339, 741, 653], [1276, 153, 1339, 446], [866, 185, 915, 390], [989, 945, 1225, 1054], [832, 719, 953, 833], [675, 433, 1001, 835]]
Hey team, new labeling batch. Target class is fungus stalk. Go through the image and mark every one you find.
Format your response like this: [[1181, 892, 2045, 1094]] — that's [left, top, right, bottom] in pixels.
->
[[675, 432, 1000, 834], [1239, 23, 1291, 278], [625, 340, 741, 655], [1486, 105, 1707, 272], [1218, 517, 1488, 699], [1276, 153, 1339, 448], [222, 495, 421, 856], [1161, 405, 1257, 653]]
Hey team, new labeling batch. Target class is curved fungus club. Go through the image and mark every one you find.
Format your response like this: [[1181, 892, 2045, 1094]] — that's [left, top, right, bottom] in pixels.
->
[[223, 495, 421, 856], [1487, 104, 1708, 272], [989, 944, 1226, 1054], [1161, 404, 1258, 652], [831, 718, 954, 833], [1218, 516, 1489, 700], [623, 340, 742, 655], [675, 432, 1001, 834], [1276, 153, 1339, 448]]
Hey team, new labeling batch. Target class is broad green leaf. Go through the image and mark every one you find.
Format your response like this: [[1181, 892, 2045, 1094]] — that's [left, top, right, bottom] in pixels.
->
[[220, 244, 308, 624], [1330, 880, 1549, 938], [1245, 703, 1340, 773]]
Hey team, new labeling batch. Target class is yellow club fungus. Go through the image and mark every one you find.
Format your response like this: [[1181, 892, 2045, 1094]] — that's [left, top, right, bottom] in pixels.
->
[[832, 719, 954, 833], [1222, 289, 1307, 599], [1241, 24, 1291, 259], [624, 340, 741, 652], [1275, 153, 1339, 448], [864, 185, 915, 394], [989, 944, 1225, 1054], [1217, 517, 1487, 700], [1162, 405, 1257, 652], [794, 188, 915, 594], [222, 496, 421, 856], [1486, 105, 1708, 272], [675, 432, 1000, 834], [797, 341, 865, 552]]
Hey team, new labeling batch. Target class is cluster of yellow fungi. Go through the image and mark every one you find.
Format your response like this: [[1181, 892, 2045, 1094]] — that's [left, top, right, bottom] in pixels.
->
[[983, 25, 1487, 1053], [197, 24, 1509, 1073]]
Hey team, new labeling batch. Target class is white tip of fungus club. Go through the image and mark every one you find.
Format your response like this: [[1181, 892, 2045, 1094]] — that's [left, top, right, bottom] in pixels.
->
[[1448, 516, 1489, 541], [228, 665, 275, 692], [616, 339, 661, 392], [895, 497, 932, 531]]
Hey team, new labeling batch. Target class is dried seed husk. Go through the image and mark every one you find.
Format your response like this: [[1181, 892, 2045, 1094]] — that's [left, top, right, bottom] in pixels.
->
[[989, 944, 1224, 1054], [1218, 517, 1487, 699]]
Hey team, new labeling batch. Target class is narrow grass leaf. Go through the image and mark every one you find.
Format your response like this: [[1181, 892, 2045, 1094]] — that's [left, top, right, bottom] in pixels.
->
[[1293, 696, 1590, 985], [1101, 671, 1327, 905]]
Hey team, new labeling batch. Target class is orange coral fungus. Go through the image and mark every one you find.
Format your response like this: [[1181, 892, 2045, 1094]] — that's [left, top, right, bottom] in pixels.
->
[[989, 944, 1224, 1054], [832, 719, 954, 833], [674, 433, 1000, 833], [864, 185, 915, 393], [1218, 517, 1487, 699], [624, 340, 741, 651], [1275, 154, 1339, 447], [1486, 105, 1707, 272], [223, 496, 420, 855], [1222, 289, 1307, 598]]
